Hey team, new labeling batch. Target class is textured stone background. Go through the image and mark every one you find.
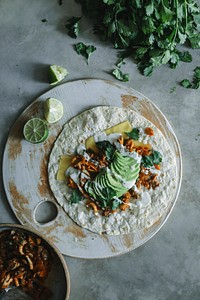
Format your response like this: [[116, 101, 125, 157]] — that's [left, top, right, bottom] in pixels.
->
[[0, 1, 200, 299]]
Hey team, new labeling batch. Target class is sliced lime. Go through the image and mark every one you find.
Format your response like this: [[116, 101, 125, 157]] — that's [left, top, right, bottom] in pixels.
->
[[44, 97, 64, 124], [23, 118, 49, 144], [49, 64, 68, 85]]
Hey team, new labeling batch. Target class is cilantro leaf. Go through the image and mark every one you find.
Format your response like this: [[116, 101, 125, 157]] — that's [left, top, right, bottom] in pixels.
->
[[180, 79, 192, 88], [97, 187, 117, 209], [66, 17, 81, 38], [70, 189, 83, 203], [180, 66, 200, 89], [111, 198, 120, 210], [96, 140, 116, 161], [179, 51, 193, 63], [74, 42, 96, 64], [125, 128, 140, 140], [112, 68, 129, 82], [194, 66, 200, 79], [142, 150, 162, 168]]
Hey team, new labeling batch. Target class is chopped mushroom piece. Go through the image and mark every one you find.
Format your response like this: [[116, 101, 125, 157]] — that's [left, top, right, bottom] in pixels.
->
[[0, 230, 52, 300]]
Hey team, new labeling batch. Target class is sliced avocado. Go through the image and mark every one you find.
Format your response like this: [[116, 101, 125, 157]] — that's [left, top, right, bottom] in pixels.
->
[[84, 181, 97, 199], [93, 178, 107, 200], [105, 172, 127, 197]]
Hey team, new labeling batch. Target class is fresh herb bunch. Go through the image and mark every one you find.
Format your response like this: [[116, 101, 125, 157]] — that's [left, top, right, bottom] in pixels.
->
[[77, 0, 200, 75]]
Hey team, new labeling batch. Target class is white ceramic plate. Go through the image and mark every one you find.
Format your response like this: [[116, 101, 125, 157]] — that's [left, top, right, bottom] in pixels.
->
[[2, 79, 182, 259]]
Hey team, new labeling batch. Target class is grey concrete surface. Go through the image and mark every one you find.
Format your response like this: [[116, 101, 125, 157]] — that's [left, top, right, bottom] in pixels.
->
[[0, 1, 200, 299]]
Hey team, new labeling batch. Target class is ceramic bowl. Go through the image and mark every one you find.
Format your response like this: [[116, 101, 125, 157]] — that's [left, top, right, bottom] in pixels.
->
[[0, 223, 70, 300]]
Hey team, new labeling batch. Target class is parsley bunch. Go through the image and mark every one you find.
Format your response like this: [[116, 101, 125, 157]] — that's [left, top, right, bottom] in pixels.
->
[[77, 0, 200, 75]]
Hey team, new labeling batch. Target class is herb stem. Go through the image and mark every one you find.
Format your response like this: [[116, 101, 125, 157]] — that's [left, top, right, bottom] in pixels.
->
[[172, 0, 179, 47], [184, 0, 188, 34]]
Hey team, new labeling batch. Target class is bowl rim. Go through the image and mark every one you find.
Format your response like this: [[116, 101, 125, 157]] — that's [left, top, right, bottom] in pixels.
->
[[0, 223, 70, 300]]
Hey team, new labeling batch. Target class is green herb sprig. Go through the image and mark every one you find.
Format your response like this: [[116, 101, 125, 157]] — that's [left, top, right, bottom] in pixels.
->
[[66, 17, 81, 38], [77, 0, 200, 75], [180, 66, 200, 89], [70, 189, 83, 203], [74, 42, 96, 64], [125, 128, 140, 140], [142, 150, 162, 168], [96, 140, 116, 161]]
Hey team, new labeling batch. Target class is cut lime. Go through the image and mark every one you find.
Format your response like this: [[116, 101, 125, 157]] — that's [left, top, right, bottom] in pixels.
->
[[49, 64, 68, 85], [23, 118, 49, 144], [44, 97, 63, 124]]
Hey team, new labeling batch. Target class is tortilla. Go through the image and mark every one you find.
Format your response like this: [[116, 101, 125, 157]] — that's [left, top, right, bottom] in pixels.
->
[[48, 106, 177, 235]]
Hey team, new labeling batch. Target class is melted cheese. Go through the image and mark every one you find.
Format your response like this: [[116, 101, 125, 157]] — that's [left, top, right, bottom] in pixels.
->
[[85, 120, 132, 151], [57, 120, 133, 180], [56, 155, 74, 180]]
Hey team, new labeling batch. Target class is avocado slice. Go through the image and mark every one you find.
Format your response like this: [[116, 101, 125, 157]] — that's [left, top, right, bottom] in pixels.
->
[[84, 181, 97, 199], [105, 172, 127, 197]]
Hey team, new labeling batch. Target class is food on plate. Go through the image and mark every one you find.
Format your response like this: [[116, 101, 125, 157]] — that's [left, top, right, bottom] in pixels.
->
[[48, 106, 177, 235], [44, 97, 64, 124], [23, 117, 49, 144], [0, 229, 52, 299], [49, 64, 68, 85]]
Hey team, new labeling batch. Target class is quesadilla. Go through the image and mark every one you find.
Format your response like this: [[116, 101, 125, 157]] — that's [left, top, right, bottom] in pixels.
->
[[48, 106, 177, 235]]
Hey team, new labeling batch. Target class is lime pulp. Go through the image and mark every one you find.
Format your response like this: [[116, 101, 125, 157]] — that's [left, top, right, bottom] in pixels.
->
[[23, 118, 49, 144], [44, 97, 63, 124], [49, 64, 68, 85]]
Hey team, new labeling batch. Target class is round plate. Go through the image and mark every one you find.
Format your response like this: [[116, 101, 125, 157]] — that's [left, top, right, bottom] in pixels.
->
[[2, 79, 182, 259]]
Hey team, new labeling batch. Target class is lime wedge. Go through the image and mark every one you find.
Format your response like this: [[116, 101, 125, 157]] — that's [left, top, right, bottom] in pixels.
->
[[44, 97, 63, 124], [23, 118, 49, 144], [49, 64, 68, 85]]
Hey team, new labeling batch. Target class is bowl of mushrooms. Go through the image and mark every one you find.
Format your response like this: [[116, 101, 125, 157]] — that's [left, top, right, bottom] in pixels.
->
[[0, 224, 70, 300]]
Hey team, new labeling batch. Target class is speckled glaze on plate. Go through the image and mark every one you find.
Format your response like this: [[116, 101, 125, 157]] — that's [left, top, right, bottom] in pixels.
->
[[2, 79, 182, 259], [0, 223, 70, 299]]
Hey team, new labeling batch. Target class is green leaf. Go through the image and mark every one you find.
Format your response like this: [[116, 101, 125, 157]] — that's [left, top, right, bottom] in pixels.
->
[[103, 0, 115, 4], [74, 42, 96, 63], [178, 31, 187, 44], [111, 198, 120, 210], [112, 68, 129, 82], [192, 81, 200, 89], [125, 128, 140, 140], [189, 33, 200, 49], [116, 57, 125, 68], [179, 51, 192, 63], [145, 2, 154, 16], [107, 22, 117, 36], [134, 47, 149, 59], [170, 51, 180, 67], [66, 17, 81, 38], [70, 189, 83, 203], [96, 140, 116, 161], [150, 55, 163, 67], [162, 50, 171, 64], [142, 150, 162, 168], [143, 65, 154, 76], [180, 79, 192, 88], [180, 67, 200, 89], [194, 67, 200, 79]]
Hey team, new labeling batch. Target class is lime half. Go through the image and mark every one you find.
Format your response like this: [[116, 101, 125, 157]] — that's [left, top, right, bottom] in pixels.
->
[[23, 118, 49, 144], [49, 64, 68, 85], [44, 97, 63, 124]]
